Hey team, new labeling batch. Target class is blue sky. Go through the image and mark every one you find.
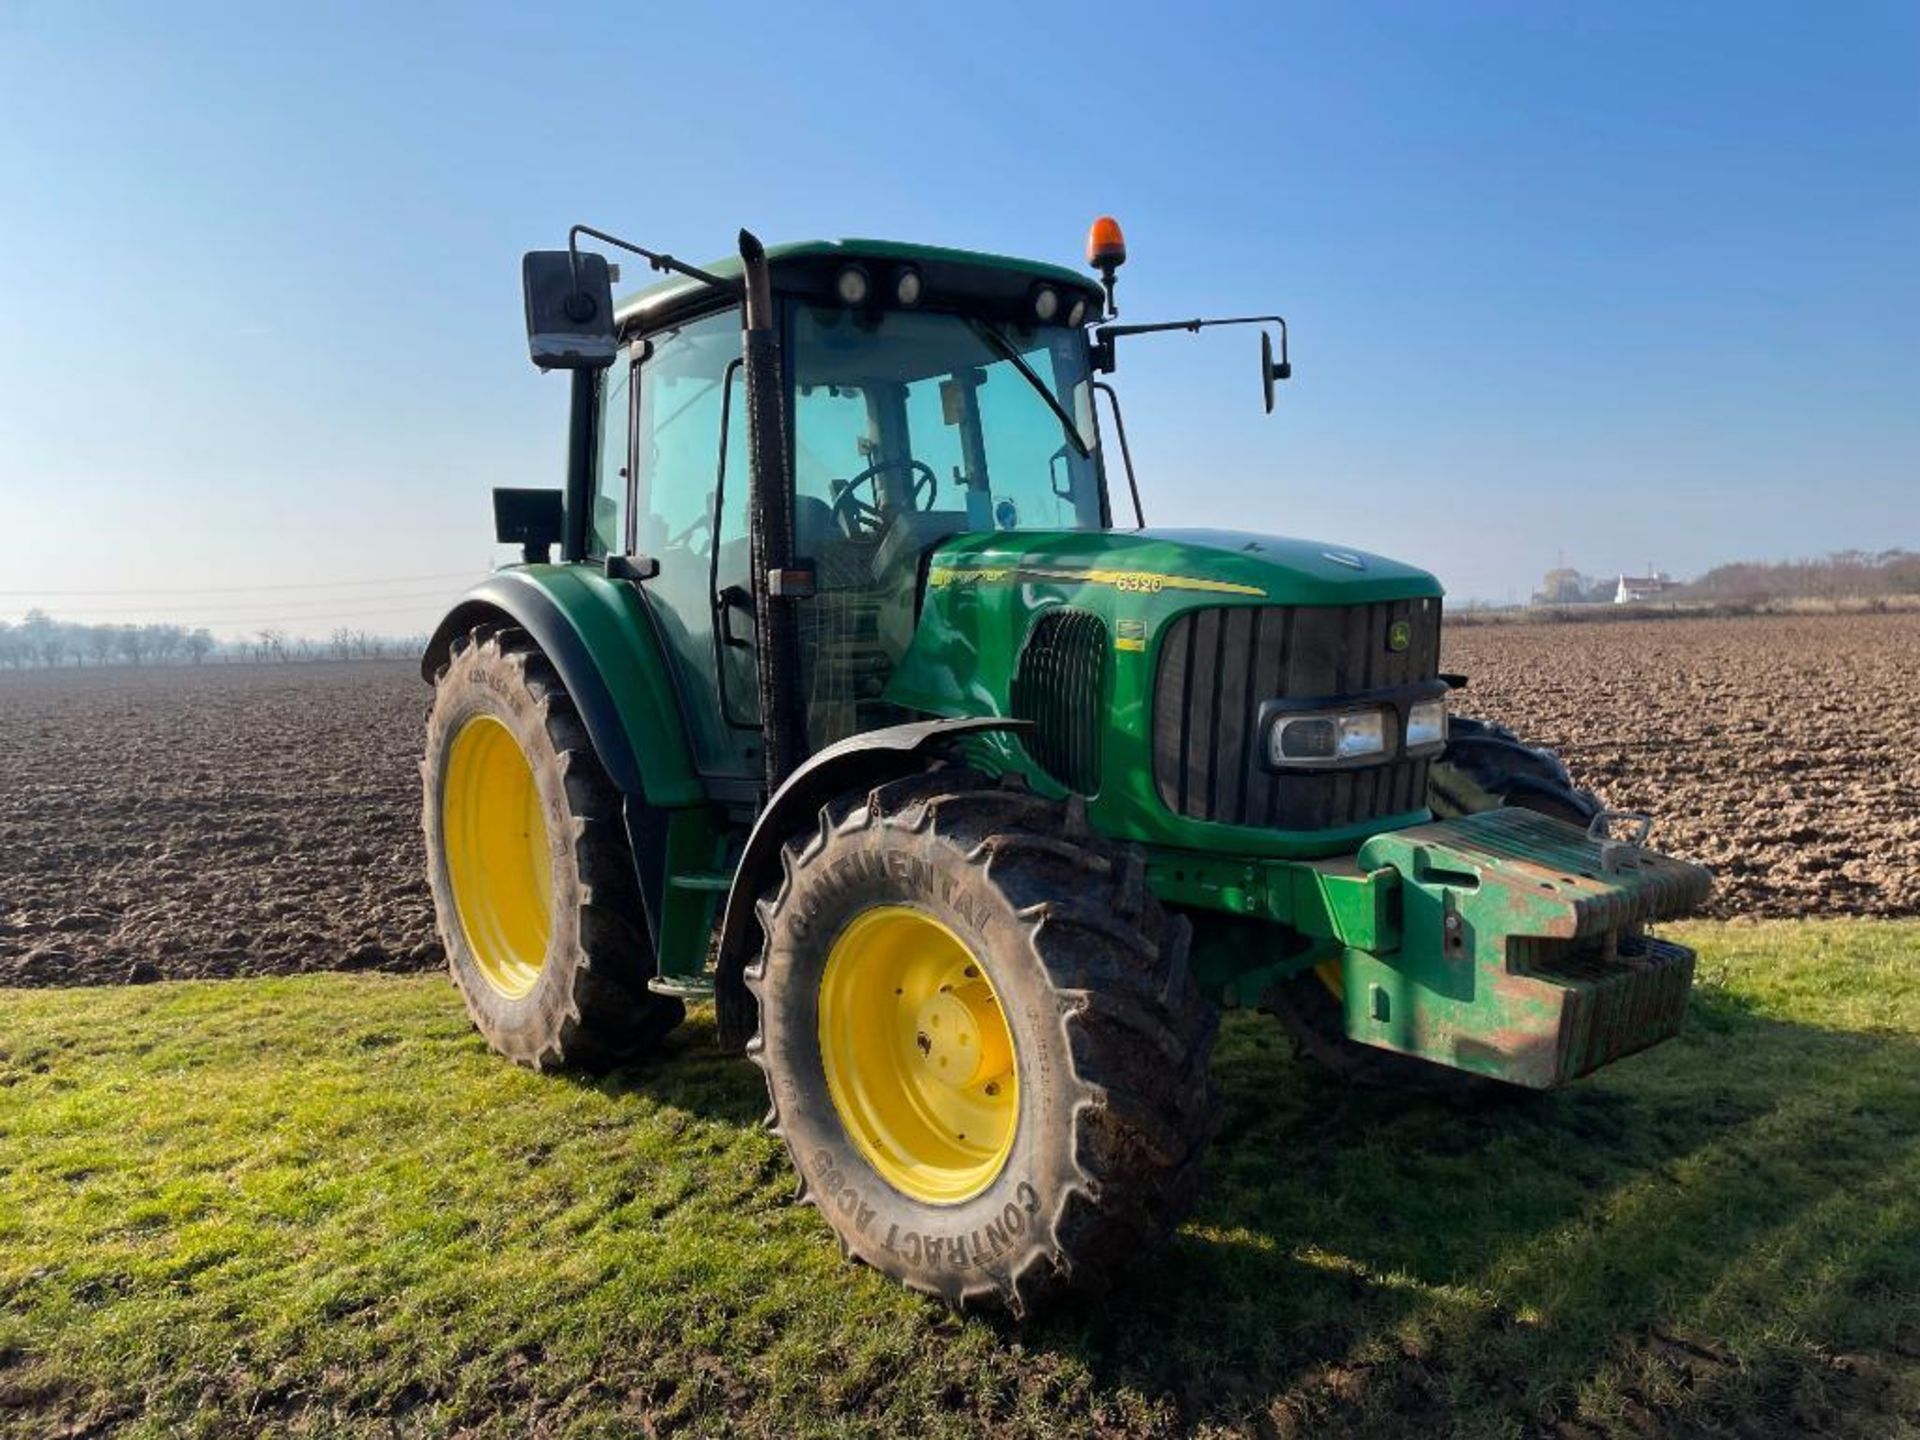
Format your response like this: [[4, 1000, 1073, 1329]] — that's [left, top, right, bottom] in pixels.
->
[[1, 1, 1914, 636]]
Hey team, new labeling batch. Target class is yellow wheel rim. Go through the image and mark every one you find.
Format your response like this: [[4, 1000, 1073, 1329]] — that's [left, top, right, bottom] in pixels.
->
[[818, 906, 1019, 1205], [442, 715, 553, 999]]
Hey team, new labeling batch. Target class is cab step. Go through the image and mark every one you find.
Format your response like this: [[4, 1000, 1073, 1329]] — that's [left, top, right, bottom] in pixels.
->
[[647, 975, 716, 999]]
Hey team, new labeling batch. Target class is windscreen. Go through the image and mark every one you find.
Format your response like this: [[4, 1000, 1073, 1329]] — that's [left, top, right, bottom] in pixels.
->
[[789, 305, 1105, 535]]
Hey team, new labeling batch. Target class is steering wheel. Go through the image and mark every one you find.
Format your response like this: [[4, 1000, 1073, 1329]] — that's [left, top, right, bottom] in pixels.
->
[[830, 459, 938, 538]]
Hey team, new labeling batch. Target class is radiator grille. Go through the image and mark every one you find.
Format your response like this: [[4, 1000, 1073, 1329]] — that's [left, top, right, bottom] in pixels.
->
[[1151, 600, 1441, 830], [1011, 608, 1108, 794]]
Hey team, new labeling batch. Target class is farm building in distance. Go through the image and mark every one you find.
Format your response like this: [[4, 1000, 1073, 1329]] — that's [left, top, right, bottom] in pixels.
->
[[1615, 571, 1674, 604]]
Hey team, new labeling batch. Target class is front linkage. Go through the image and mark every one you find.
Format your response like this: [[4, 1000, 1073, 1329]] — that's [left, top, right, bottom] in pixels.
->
[[1158, 807, 1713, 1088]]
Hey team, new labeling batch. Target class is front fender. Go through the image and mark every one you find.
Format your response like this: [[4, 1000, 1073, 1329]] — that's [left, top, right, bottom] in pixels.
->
[[421, 566, 703, 808], [711, 716, 1032, 1050]]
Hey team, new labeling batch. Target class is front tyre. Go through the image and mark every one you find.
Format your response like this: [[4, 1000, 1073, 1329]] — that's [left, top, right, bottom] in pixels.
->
[[422, 624, 683, 1070], [749, 771, 1216, 1314]]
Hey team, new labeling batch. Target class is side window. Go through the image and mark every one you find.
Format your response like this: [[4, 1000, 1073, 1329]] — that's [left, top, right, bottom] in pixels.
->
[[590, 359, 632, 557], [632, 312, 748, 557], [629, 308, 756, 775]]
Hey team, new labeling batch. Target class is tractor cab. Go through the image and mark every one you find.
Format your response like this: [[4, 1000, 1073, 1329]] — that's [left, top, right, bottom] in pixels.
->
[[574, 242, 1116, 787]]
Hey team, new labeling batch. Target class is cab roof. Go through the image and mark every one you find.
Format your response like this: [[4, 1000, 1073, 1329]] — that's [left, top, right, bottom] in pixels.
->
[[612, 238, 1102, 334]]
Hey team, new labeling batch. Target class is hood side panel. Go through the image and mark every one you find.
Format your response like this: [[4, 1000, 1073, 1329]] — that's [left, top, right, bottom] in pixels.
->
[[885, 528, 1445, 858]]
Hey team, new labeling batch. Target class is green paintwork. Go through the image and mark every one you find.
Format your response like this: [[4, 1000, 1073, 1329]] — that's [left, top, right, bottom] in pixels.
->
[[875, 521, 1709, 1086], [652, 807, 731, 987], [482, 564, 707, 808], [614, 238, 1103, 330], [885, 525, 1443, 859]]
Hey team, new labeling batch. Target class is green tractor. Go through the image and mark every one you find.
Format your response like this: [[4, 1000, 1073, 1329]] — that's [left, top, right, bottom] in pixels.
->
[[421, 219, 1711, 1313]]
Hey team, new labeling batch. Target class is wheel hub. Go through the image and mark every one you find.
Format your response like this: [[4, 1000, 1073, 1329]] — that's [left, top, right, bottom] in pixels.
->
[[817, 905, 1020, 1205], [912, 980, 1012, 1090]]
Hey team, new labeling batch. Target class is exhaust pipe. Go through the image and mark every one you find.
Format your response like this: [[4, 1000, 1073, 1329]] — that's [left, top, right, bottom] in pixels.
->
[[738, 230, 810, 795]]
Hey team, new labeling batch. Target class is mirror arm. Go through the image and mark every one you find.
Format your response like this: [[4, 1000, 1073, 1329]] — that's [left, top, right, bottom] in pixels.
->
[[566, 224, 742, 306], [1093, 314, 1291, 409], [1096, 313, 1287, 352]]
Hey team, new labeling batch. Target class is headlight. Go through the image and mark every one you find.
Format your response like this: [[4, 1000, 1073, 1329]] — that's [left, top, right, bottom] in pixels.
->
[[1405, 697, 1447, 753], [1031, 284, 1060, 322], [1268, 708, 1387, 766], [894, 267, 923, 306]]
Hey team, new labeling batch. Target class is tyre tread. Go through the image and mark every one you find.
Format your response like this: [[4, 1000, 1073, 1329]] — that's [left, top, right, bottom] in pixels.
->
[[749, 767, 1217, 1314]]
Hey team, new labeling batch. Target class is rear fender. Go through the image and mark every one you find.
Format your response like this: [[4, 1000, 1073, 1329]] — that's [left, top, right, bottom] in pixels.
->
[[421, 567, 703, 808], [712, 717, 1032, 1050]]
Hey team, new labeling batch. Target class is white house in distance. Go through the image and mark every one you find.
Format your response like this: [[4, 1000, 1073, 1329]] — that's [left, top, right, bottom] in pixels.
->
[[1615, 571, 1674, 604]]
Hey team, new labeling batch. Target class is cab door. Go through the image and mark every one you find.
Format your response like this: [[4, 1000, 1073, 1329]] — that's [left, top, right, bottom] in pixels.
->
[[598, 306, 758, 783]]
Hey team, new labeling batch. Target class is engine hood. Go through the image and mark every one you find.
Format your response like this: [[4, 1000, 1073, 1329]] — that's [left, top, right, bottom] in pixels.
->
[[888, 524, 1442, 732], [922, 526, 1442, 607]]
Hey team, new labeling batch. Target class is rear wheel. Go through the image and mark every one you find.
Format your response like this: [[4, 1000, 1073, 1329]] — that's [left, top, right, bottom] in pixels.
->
[[422, 624, 683, 1070], [1267, 715, 1597, 1093], [749, 770, 1216, 1313]]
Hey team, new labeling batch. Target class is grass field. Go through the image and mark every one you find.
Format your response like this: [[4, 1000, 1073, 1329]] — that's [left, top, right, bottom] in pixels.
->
[[3, 922, 1917, 1438]]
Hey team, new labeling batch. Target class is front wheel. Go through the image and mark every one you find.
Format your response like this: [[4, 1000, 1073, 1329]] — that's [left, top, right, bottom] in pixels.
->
[[749, 770, 1216, 1313]]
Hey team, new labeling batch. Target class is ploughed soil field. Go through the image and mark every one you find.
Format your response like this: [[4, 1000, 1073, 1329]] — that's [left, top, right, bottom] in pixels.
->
[[1445, 611, 1920, 924], [0, 661, 439, 989], [2, 611, 1915, 989]]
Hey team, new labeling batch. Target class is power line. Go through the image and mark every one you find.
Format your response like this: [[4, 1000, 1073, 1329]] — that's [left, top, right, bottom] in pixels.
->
[[0, 569, 485, 598], [15, 585, 467, 619], [6, 600, 452, 632], [209, 603, 440, 631], [161, 602, 439, 633]]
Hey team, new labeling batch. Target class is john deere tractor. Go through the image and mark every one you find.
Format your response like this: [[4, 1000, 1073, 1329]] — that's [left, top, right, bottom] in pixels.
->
[[421, 220, 1711, 1313]]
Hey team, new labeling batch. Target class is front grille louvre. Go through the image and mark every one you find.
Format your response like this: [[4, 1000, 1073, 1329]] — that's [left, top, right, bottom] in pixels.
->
[[1011, 608, 1108, 794], [1152, 601, 1440, 830]]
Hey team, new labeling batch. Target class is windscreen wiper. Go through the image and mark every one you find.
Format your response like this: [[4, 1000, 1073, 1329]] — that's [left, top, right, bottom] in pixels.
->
[[965, 318, 1090, 458]]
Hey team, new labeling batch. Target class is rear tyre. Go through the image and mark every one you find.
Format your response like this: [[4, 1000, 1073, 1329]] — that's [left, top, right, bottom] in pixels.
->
[[422, 624, 683, 1070], [1267, 714, 1597, 1094], [749, 769, 1216, 1313]]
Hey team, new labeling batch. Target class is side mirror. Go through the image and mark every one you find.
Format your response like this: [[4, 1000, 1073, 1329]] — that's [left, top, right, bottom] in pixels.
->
[[1261, 330, 1292, 415], [493, 487, 564, 564], [522, 250, 617, 370]]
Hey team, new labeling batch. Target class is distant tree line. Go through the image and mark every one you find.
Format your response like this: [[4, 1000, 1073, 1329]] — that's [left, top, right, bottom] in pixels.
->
[[1677, 549, 1920, 604], [0, 611, 425, 669], [1532, 550, 1920, 608]]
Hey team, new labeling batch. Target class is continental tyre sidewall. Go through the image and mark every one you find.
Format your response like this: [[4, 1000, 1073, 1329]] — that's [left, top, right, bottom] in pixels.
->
[[756, 827, 1079, 1296]]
